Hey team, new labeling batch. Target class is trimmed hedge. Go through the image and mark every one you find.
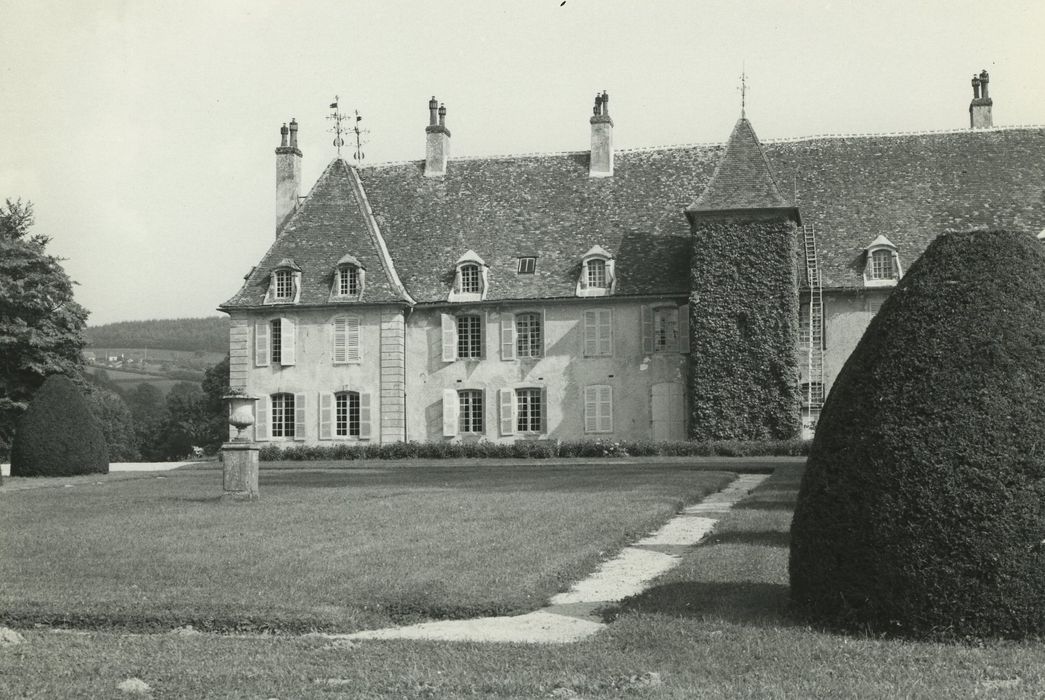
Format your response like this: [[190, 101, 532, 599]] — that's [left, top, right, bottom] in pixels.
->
[[790, 230, 1045, 640], [688, 218, 801, 440], [258, 438, 810, 462], [10, 374, 109, 477]]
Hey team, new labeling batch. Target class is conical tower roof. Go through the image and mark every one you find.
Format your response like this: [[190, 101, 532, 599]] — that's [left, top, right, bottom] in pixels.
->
[[686, 117, 796, 218]]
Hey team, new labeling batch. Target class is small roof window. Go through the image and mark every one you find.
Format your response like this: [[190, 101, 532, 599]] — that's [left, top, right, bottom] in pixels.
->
[[517, 257, 537, 274]]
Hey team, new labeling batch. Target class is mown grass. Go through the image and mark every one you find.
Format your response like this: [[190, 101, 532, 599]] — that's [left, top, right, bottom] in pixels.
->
[[4, 461, 1045, 698], [0, 460, 735, 633]]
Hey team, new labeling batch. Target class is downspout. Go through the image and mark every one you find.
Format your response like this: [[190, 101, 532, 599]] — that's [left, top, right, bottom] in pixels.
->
[[402, 305, 413, 443]]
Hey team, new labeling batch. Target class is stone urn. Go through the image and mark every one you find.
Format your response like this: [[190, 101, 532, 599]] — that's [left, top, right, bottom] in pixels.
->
[[224, 393, 259, 441]]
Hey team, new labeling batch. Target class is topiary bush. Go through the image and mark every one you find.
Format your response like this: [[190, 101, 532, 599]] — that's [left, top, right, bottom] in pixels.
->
[[10, 374, 109, 476], [789, 230, 1045, 640]]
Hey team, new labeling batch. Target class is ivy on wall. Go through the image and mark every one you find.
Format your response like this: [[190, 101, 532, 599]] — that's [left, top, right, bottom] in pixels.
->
[[687, 217, 801, 440]]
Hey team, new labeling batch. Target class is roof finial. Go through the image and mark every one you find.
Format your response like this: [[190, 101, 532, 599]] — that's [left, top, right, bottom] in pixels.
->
[[739, 66, 748, 119]]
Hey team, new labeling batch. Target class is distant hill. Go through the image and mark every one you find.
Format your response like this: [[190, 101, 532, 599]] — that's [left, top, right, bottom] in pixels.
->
[[86, 316, 230, 354]]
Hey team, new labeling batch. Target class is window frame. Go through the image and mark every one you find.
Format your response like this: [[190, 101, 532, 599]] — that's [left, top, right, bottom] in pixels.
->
[[458, 389, 484, 434], [456, 314, 484, 360], [335, 390, 361, 437], [271, 392, 295, 439], [515, 311, 543, 359], [460, 263, 481, 294], [515, 387, 544, 433], [270, 318, 283, 364], [652, 305, 680, 353], [517, 257, 537, 274], [863, 237, 902, 288]]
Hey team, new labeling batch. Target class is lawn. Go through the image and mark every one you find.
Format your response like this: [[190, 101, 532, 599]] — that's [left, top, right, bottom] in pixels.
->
[[0, 460, 735, 634], [4, 460, 1045, 699]]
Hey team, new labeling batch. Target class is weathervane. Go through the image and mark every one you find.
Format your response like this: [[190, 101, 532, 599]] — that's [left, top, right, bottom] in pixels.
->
[[327, 96, 368, 160], [738, 66, 748, 119]]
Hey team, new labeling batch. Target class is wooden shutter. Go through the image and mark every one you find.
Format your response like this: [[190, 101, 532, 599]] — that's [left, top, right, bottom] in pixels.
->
[[678, 304, 690, 353], [281, 318, 296, 366], [255, 320, 270, 367], [499, 388, 515, 436], [584, 386, 598, 432], [442, 389, 458, 437], [583, 310, 598, 356], [598, 386, 613, 432], [441, 314, 457, 362], [597, 309, 612, 356], [293, 392, 307, 440], [501, 314, 516, 361], [358, 392, 372, 439], [332, 317, 347, 364], [255, 396, 269, 441], [641, 305, 654, 354], [346, 317, 361, 362], [319, 392, 333, 440]]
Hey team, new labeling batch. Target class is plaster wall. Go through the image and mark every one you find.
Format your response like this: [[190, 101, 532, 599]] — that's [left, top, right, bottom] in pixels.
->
[[405, 299, 689, 443], [798, 289, 893, 394]]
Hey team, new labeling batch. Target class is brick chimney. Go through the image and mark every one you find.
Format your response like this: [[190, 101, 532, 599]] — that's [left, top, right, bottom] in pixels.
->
[[969, 69, 993, 129], [589, 91, 614, 178], [275, 119, 302, 235], [424, 96, 450, 177]]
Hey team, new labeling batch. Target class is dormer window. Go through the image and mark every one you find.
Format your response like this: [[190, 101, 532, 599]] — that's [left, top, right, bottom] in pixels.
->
[[264, 259, 302, 304], [576, 245, 616, 297], [330, 254, 366, 301], [448, 250, 488, 302], [863, 236, 901, 288]]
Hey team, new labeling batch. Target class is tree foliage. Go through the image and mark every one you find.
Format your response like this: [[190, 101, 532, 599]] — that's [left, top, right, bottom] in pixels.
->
[[10, 374, 108, 476], [84, 385, 139, 462], [0, 199, 89, 455], [790, 230, 1045, 640]]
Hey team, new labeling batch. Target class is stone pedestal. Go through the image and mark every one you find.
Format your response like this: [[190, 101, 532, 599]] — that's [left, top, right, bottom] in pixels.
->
[[221, 441, 259, 501]]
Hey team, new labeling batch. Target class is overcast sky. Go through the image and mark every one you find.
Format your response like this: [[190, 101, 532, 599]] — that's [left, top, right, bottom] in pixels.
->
[[2, 0, 1043, 325]]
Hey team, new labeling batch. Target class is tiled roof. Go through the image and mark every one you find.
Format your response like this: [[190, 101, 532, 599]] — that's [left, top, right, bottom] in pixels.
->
[[225, 125, 1045, 308], [222, 159, 407, 308], [687, 118, 792, 213]]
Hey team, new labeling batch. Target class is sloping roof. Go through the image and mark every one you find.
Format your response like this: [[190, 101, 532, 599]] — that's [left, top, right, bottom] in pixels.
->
[[224, 125, 1045, 308], [687, 118, 792, 212], [222, 159, 407, 308]]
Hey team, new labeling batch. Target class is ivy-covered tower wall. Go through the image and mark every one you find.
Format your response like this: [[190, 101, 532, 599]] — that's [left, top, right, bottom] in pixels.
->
[[686, 214, 801, 439]]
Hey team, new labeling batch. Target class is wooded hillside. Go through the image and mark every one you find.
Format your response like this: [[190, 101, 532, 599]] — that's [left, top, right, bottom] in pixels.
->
[[86, 317, 229, 354]]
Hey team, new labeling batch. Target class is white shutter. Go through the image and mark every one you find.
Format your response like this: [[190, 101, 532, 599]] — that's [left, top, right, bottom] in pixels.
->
[[346, 317, 361, 363], [255, 396, 269, 441], [442, 389, 458, 437], [579, 260, 589, 289], [583, 310, 598, 356], [598, 386, 613, 433], [294, 392, 307, 440], [641, 305, 654, 354], [441, 314, 457, 362], [501, 314, 516, 361], [281, 318, 296, 366], [584, 386, 598, 433], [359, 392, 372, 439], [678, 304, 690, 354], [332, 317, 347, 364], [499, 388, 515, 436], [319, 392, 333, 439], [255, 320, 270, 367], [597, 309, 612, 356]]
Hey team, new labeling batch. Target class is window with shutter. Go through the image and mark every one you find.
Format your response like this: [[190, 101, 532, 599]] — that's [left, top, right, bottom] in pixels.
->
[[442, 389, 459, 437], [270, 393, 295, 438], [458, 389, 484, 433], [294, 392, 307, 440], [499, 388, 515, 436], [457, 314, 483, 359], [516, 388, 543, 433], [333, 317, 361, 364], [441, 314, 457, 362], [280, 318, 296, 366], [653, 306, 680, 352], [335, 391, 360, 436], [255, 320, 270, 367], [584, 385, 613, 433], [270, 319, 282, 364], [583, 309, 612, 357], [515, 312, 542, 358]]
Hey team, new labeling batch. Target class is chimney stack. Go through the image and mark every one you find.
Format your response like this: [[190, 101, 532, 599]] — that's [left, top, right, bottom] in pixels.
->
[[589, 91, 613, 178], [275, 119, 303, 235], [969, 69, 993, 129], [424, 96, 451, 177]]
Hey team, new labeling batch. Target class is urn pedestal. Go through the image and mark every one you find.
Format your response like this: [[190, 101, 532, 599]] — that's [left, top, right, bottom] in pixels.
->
[[221, 394, 259, 502]]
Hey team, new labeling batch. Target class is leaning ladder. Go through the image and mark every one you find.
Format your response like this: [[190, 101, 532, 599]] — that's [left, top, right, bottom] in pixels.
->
[[802, 224, 826, 413]]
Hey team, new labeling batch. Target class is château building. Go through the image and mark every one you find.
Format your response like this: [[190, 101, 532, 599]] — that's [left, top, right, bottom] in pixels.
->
[[220, 71, 1045, 444]]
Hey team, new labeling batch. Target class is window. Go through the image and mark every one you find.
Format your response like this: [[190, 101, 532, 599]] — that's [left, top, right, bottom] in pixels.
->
[[801, 381, 825, 408], [583, 309, 612, 357], [799, 303, 810, 347], [271, 393, 295, 438], [653, 306, 679, 352], [584, 385, 613, 433], [332, 316, 361, 363], [457, 314, 483, 359], [274, 270, 294, 300], [335, 391, 360, 437], [587, 259, 607, 289], [868, 250, 896, 280], [577, 245, 616, 297], [515, 312, 542, 358], [255, 318, 295, 367], [517, 257, 537, 274], [459, 390, 484, 433], [270, 319, 282, 364], [339, 266, 360, 296], [516, 388, 543, 433], [460, 264, 481, 293]]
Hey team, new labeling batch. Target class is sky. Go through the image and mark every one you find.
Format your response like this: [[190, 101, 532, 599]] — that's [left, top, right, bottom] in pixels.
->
[[2, 0, 1043, 326]]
